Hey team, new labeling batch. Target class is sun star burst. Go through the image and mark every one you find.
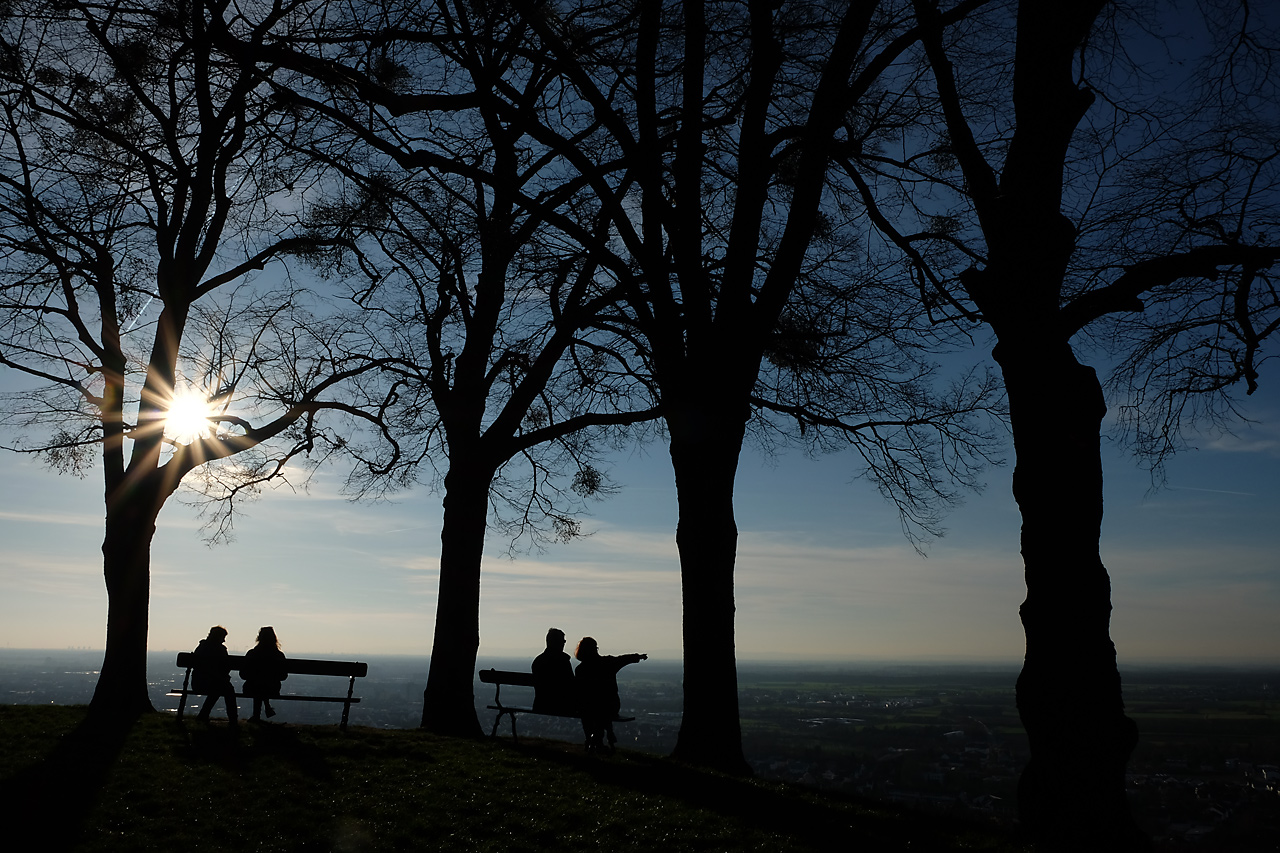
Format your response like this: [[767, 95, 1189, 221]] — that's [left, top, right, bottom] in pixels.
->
[[164, 390, 213, 444]]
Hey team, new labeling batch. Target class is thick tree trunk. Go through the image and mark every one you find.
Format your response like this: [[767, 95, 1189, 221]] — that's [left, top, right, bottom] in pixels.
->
[[89, 499, 160, 722], [667, 404, 752, 774], [420, 461, 491, 737], [996, 340, 1145, 850]]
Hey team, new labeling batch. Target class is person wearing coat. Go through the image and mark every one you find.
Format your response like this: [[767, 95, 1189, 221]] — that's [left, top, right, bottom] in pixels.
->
[[240, 626, 288, 721], [192, 625, 237, 726], [574, 636, 646, 753], [532, 627, 577, 715]]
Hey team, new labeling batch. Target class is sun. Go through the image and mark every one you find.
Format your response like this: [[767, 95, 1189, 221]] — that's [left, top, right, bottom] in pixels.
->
[[163, 389, 214, 444]]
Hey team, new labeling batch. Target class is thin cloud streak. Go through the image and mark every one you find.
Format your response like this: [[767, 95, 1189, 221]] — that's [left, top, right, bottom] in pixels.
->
[[0, 509, 101, 527], [0, 556, 103, 598]]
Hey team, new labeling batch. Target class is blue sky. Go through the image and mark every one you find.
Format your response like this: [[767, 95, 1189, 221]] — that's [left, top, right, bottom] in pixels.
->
[[3, 2, 1276, 670], [2, 369, 1277, 664]]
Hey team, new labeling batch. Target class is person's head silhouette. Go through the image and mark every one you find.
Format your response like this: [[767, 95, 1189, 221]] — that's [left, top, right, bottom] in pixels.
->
[[256, 626, 279, 649], [207, 625, 227, 643], [546, 628, 566, 650], [575, 636, 599, 661]]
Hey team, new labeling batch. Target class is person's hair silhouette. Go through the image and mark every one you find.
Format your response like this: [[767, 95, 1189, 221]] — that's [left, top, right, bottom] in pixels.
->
[[192, 625, 237, 727], [240, 626, 288, 721], [574, 636, 646, 754]]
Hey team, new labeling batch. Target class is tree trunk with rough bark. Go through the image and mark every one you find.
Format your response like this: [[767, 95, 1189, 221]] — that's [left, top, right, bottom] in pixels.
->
[[944, 3, 1148, 842], [420, 458, 493, 737], [89, 490, 162, 722], [994, 338, 1145, 849], [666, 393, 752, 775]]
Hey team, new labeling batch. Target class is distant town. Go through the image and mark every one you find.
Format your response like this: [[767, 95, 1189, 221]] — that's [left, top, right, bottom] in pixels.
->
[[4, 649, 1277, 850]]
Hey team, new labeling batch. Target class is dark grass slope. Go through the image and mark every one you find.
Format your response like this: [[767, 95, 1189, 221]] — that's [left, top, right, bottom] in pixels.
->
[[0, 705, 1027, 852]]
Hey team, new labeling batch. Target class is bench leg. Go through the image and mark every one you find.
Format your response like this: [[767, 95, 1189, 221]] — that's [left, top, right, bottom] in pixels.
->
[[177, 668, 192, 723], [490, 710, 520, 740], [340, 676, 355, 731]]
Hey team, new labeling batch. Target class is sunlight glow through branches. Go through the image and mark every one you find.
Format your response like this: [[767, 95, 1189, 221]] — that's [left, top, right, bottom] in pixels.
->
[[163, 390, 215, 445]]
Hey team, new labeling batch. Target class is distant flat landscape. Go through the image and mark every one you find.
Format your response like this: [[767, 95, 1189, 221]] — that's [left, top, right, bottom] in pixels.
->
[[4, 649, 1278, 847]]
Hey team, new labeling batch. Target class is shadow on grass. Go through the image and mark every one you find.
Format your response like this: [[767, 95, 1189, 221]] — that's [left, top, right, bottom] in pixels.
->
[[0, 708, 138, 847], [499, 738, 1022, 851], [240, 720, 338, 782], [173, 718, 338, 784]]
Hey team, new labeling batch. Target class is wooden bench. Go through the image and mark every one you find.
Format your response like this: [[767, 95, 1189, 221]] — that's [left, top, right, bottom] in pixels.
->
[[169, 652, 369, 731], [478, 668, 634, 741]]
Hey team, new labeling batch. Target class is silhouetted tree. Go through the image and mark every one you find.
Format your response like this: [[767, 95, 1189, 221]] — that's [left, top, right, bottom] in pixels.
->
[[0, 0, 397, 722], [492, 0, 1003, 772], [845, 0, 1280, 845], [209, 1, 661, 736], [217, 0, 1003, 758], [340, 141, 658, 739]]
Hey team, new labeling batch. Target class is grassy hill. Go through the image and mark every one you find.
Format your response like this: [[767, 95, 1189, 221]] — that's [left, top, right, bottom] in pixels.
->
[[0, 705, 1027, 852]]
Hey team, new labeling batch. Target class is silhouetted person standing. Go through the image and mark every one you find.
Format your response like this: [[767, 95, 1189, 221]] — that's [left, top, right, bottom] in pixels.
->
[[532, 627, 577, 715], [192, 625, 237, 726], [574, 637, 646, 754], [240, 626, 288, 721]]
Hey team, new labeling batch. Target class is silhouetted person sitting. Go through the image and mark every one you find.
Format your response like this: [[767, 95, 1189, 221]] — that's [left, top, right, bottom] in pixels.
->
[[574, 636, 646, 754], [240, 626, 288, 722], [532, 627, 577, 715], [192, 625, 237, 726]]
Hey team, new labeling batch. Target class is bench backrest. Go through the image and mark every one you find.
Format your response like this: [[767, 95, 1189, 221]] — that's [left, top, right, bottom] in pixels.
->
[[176, 652, 368, 679], [478, 668, 536, 687]]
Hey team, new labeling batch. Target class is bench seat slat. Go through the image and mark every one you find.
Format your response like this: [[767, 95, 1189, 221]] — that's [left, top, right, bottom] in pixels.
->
[[478, 669, 536, 687], [174, 652, 367, 678], [168, 690, 361, 704], [485, 704, 632, 722]]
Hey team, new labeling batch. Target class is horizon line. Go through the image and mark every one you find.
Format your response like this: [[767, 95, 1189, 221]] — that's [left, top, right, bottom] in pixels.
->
[[3, 647, 1278, 669]]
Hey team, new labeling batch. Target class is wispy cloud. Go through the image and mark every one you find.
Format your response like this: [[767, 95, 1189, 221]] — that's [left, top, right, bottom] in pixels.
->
[[1107, 543, 1280, 588], [1205, 421, 1280, 457], [0, 553, 102, 598], [0, 509, 100, 527]]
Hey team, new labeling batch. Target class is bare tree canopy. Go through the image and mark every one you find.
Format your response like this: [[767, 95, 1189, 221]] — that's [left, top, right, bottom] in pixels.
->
[[0, 0, 398, 720], [470, 0, 1008, 770], [212, 0, 1006, 762], [206, 0, 665, 735]]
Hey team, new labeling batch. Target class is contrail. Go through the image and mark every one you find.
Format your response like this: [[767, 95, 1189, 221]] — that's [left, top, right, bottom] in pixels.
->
[[123, 293, 157, 333], [1167, 485, 1256, 497]]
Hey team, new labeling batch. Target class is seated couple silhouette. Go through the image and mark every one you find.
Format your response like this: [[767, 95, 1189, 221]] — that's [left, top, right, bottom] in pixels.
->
[[190, 625, 288, 725], [532, 627, 647, 754]]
